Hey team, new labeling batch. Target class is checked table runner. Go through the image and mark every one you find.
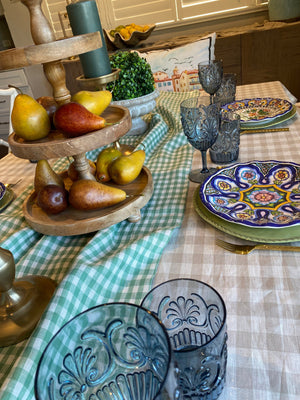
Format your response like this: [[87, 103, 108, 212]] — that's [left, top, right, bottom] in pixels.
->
[[0, 90, 195, 399]]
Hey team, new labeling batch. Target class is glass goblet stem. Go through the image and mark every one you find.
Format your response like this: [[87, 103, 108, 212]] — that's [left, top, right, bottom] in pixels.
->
[[200, 150, 209, 173]]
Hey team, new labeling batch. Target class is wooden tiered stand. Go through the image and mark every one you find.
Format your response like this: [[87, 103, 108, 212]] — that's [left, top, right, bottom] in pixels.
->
[[1, 0, 153, 236]]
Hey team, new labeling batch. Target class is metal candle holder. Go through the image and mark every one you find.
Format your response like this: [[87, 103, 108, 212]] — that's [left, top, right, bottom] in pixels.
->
[[0, 247, 56, 347], [76, 68, 120, 91]]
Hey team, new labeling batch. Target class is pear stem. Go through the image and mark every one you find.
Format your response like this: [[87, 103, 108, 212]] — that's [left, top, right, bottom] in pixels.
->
[[8, 84, 22, 95]]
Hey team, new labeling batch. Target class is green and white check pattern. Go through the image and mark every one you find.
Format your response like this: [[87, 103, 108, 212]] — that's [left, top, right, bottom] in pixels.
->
[[0, 91, 197, 399]]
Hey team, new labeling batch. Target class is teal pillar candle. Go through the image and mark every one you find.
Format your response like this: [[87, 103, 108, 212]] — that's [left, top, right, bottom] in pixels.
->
[[268, 0, 300, 21], [67, 0, 112, 78]]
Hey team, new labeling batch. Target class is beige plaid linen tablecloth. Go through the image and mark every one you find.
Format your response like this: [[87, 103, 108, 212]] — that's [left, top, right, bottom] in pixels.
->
[[0, 81, 299, 399], [156, 81, 300, 399]]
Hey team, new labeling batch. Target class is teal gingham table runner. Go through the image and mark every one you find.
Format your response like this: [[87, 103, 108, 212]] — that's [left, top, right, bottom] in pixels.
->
[[0, 91, 198, 399]]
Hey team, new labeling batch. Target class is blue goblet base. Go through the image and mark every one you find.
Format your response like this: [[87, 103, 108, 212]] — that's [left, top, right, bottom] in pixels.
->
[[189, 168, 218, 184]]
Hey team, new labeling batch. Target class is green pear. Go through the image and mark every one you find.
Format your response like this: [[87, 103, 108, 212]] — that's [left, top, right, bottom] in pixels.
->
[[109, 149, 146, 185], [96, 146, 122, 182], [69, 179, 126, 210], [34, 159, 65, 194], [11, 90, 51, 141], [71, 90, 112, 115]]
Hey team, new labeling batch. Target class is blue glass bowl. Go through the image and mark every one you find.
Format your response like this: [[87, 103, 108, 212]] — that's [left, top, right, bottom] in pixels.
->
[[35, 303, 171, 400]]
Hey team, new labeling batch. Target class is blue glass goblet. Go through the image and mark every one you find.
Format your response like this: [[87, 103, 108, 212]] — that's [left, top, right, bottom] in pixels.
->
[[180, 96, 220, 184], [198, 60, 223, 104]]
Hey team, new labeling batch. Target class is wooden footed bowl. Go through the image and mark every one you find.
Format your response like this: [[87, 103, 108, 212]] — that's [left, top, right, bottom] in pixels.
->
[[23, 167, 153, 236], [8, 105, 131, 160]]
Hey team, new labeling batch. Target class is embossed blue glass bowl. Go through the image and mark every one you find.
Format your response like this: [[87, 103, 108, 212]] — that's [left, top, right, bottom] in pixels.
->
[[35, 303, 171, 400]]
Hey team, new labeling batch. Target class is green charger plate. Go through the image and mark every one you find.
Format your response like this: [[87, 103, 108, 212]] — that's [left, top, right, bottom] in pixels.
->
[[0, 187, 15, 212], [193, 186, 300, 243]]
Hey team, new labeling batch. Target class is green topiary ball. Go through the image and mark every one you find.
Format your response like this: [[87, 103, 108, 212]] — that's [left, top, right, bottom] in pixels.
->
[[107, 51, 155, 101]]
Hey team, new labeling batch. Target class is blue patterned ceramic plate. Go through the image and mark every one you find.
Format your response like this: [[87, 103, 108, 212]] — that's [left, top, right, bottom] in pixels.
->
[[221, 98, 293, 127], [200, 161, 300, 228], [0, 186, 14, 212], [0, 182, 5, 201]]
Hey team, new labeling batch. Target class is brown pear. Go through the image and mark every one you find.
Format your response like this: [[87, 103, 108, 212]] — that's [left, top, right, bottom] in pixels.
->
[[37, 184, 68, 215], [53, 102, 105, 137], [34, 159, 65, 194], [69, 179, 126, 210]]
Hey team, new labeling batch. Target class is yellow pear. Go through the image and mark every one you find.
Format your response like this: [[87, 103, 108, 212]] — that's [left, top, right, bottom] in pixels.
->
[[11, 91, 51, 141], [71, 90, 112, 115], [109, 149, 146, 185], [96, 146, 122, 182], [34, 159, 65, 194], [69, 179, 126, 210]]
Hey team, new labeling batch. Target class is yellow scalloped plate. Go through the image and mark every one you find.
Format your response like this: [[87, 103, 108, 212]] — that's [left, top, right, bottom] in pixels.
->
[[104, 25, 156, 49]]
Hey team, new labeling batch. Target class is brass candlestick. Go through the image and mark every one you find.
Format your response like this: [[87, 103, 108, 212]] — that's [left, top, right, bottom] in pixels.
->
[[0, 248, 56, 347], [76, 68, 120, 91]]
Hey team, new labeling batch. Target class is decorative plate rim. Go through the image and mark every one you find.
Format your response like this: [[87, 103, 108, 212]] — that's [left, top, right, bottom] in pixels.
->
[[0, 186, 14, 212], [199, 160, 300, 229], [240, 105, 296, 129], [194, 189, 300, 243], [0, 182, 6, 201], [221, 98, 293, 124]]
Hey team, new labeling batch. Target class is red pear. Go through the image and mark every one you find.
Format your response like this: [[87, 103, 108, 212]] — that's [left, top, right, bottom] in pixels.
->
[[53, 102, 105, 137]]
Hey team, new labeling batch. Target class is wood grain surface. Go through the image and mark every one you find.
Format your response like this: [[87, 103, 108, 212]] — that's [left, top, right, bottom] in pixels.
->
[[8, 105, 131, 160], [23, 167, 153, 236], [0, 32, 102, 70]]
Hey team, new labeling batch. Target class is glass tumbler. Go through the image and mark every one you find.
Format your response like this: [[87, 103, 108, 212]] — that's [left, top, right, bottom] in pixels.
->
[[209, 112, 241, 164], [35, 303, 171, 400], [214, 73, 237, 106], [141, 279, 227, 400]]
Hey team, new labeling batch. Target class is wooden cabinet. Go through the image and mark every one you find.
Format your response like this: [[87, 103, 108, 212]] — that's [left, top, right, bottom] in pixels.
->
[[62, 21, 300, 100], [215, 21, 300, 100]]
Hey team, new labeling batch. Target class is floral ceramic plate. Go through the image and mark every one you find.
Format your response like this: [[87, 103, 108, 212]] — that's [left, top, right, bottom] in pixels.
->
[[0, 186, 14, 212], [200, 160, 300, 228], [0, 182, 5, 201], [194, 190, 300, 243], [221, 98, 293, 128]]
